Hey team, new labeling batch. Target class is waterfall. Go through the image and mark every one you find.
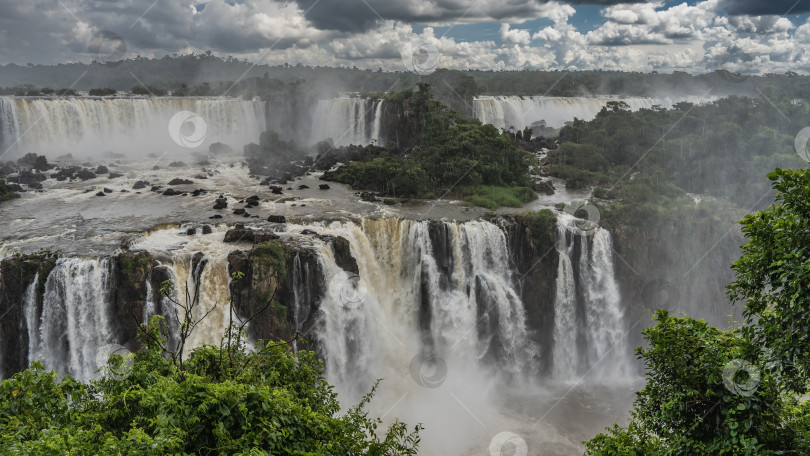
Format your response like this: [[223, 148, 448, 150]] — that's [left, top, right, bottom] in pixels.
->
[[309, 98, 385, 147], [473, 95, 715, 130], [295, 218, 537, 400], [0, 96, 267, 156], [29, 258, 114, 381], [553, 226, 578, 379], [552, 218, 630, 381]]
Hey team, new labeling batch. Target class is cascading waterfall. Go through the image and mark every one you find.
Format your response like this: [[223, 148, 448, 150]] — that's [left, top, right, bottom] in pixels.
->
[[310, 98, 385, 146], [553, 225, 578, 379], [299, 218, 538, 400], [552, 217, 630, 381], [474, 95, 715, 130], [29, 258, 114, 381], [0, 96, 267, 156]]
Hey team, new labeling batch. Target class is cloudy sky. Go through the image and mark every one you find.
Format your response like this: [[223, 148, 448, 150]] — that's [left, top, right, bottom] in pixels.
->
[[2, 0, 810, 74]]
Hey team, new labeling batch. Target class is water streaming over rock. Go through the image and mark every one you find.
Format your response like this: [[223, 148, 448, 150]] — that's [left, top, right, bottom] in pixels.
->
[[310, 98, 385, 146], [0, 96, 267, 156], [474, 95, 714, 131], [29, 258, 114, 380], [552, 217, 630, 381]]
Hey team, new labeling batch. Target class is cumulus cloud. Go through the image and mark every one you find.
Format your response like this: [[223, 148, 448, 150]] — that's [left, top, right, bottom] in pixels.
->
[[2, 0, 810, 75]]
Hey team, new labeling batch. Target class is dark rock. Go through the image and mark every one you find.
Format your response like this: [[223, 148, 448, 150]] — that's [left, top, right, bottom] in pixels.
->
[[168, 178, 193, 185], [120, 189, 129, 193], [169, 161, 186, 168], [186, 228, 197, 235], [534, 180, 555, 195], [152, 166, 160, 170], [360, 192, 379, 202], [202, 225, 213, 235], [269, 186, 283, 195], [95, 165, 109, 174], [267, 215, 286, 223], [213, 196, 228, 209], [76, 169, 97, 181], [383, 198, 395, 205], [133, 180, 149, 190], [191, 189, 206, 197], [319, 184, 330, 190], [223, 228, 279, 243], [297, 184, 309, 190], [95, 191, 106, 196], [163, 188, 181, 196], [103, 188, 113, 193], [150, 186, 162, 192], [233, 208, 246, 215], [6, 183, 23, 192], [301, 229, 317, 235], [108, 172, 123, 179], [209, 215, 223, 219], [194, 174, 207, 180]]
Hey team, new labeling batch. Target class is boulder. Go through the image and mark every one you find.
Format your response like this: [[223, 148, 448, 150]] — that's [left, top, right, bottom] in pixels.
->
[[318, 184, 330, 190], [267, 215, 286, 223], [108, 172, 123, 179], [209, 215, 223, 219], [103, 188, 113, 193], [133, 180, 149, 190], [168, 178, 193, 185], [169, 161, 187, 168], [269, 185, 283, 195], [163, 188, 181, 196], [297, 184, 310, 190], [213, 195, 228, 209], [202, 225, 213, 235], [76, 169, 96, 181], [95, 165, 109, 174], [95, 191, 106, 197], [223, 228, 279, 243]]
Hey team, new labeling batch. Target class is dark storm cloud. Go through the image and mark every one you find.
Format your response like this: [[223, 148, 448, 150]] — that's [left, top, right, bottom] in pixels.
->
[[719, 0, 810, 16], [294, 0, 645, 32]]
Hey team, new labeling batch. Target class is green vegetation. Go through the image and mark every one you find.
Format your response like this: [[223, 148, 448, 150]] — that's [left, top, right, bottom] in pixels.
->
[[556, 97, 808, 209], [514, 209, 557, 248], [88, 87, 116, 96], [729, 168, 810, 395], [0, 180, 13, 202], [249, 241, 288, 282], [584, 170, 810, 455], [0, 300, 421, 456], [322, 83, 537, 208]]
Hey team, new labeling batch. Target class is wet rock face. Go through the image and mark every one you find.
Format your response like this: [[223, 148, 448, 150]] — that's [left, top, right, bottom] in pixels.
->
[[0, 254, 58, 378], [500, 217, 559, 376], [111, 251, 156, 350]]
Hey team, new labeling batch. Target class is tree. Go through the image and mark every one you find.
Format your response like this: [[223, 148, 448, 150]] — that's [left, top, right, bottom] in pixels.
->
[[585, 310, 803, 455], [728, 168, 810, 394]]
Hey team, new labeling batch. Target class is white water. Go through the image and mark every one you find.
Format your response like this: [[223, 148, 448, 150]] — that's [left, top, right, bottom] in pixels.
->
[[0, 96, 267, 157], [552, 216, 630, 382], [474, 95, 715, 130], [5, 217, 634, 454], [310, 98, 385, 146], [29, 258, 114, 380]]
